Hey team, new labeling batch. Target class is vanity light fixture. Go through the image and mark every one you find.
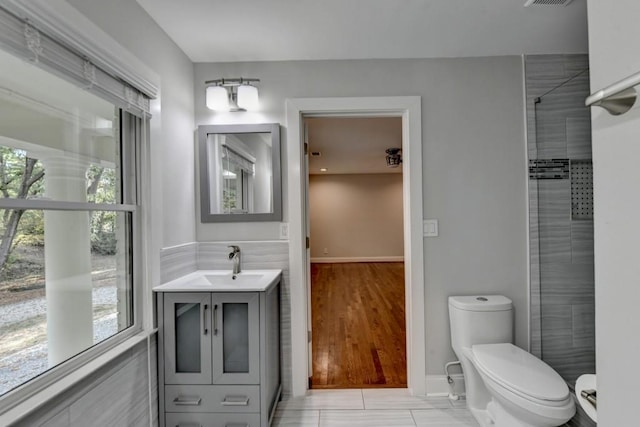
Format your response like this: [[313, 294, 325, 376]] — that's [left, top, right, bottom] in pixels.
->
[[320, 168, 328, 172], [205, 78, 260, 112], [385, 148, 402, 168]]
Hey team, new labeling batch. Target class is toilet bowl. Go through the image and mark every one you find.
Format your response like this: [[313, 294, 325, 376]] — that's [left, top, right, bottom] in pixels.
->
[[449, 296, 575, 427], [469, 343, 575, 426]]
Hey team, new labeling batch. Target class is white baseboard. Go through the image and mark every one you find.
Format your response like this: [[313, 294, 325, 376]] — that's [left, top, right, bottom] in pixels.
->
[[310, 256, 404, 263], [426, 374, 466, 398]]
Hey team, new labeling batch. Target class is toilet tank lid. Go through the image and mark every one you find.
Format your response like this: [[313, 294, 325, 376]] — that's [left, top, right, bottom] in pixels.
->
[[448, 295, 512, 311]]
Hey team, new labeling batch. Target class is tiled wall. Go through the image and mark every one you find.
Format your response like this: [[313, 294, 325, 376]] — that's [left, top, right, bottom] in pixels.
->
[[13, 336, 158, 426], [525, 55, 596, 388], [159, 240, 292, 398], [159, 242, 198, 284]]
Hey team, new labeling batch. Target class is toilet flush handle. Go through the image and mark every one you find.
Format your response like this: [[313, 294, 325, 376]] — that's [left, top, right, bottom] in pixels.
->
[[581, 389, 597, 409]]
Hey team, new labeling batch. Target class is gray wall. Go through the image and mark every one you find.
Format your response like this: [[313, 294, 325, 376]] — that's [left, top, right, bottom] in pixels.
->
[[309, 173, 404, 260], [194, 57, 529, 375], [12, 338, 157, 427], [587, 1, 640, 424], [69, 0, 196, 250]]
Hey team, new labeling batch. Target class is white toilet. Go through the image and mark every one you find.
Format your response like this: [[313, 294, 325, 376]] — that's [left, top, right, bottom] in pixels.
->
[[448, 295, 575, 427]]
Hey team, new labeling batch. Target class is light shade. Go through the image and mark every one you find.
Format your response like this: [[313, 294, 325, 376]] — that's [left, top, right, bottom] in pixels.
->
[[206, 85, 230, 111], [385, 148, 402, 168], [237, 84, 260, 111]]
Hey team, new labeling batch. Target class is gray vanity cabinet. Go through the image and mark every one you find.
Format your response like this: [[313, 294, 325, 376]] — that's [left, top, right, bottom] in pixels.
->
[[157, 282, 281, 427]]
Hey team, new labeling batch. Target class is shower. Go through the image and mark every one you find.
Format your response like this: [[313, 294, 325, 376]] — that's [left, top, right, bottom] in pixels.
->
[[526, 55, 596, 392]]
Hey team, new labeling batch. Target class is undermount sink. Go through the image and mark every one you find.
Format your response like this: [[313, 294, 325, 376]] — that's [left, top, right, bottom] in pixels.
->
[[153, 269, 282, 292]]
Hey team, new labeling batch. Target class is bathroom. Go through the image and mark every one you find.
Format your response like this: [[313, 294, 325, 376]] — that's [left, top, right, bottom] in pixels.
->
[[0, 1, 638, 426]]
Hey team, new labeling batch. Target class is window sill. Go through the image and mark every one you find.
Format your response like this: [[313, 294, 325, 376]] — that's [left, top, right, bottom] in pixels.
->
[[0, 329, 157, 425]]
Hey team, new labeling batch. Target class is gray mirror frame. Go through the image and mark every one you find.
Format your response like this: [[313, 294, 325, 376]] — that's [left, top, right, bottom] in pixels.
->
[[198, 123, 282, 222]]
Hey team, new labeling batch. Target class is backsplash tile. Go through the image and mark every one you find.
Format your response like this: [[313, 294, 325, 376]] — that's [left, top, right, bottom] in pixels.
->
[[159, 242, 197, 283]]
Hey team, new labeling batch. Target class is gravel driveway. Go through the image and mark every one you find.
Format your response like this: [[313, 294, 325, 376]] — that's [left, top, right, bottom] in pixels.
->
[[0, 285, 120, 395]]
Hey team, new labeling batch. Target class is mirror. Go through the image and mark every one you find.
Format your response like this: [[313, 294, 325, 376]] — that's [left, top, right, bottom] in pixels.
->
[[198, 123, 281, 222]]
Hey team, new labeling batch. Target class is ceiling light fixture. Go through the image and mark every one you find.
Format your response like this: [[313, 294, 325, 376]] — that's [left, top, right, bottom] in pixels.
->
[[205, 78, 260, 112], [385, 148, 402, 168]]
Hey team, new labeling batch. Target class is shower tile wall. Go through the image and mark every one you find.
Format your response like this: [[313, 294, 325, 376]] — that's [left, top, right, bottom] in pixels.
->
[[525, 55, 595, 389]]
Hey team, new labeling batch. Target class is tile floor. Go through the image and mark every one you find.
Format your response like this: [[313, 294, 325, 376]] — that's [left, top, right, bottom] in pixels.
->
[[273, 389, 479, 427]]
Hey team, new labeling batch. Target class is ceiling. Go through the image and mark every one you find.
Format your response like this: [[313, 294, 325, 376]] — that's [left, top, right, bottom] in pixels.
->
[[136, 0, 588, 63], [306, 117, 402, 175], [135, 1, 588, 175]]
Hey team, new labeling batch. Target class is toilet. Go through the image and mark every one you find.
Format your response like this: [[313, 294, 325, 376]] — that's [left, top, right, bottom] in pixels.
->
[[448, 295, 575, 427]]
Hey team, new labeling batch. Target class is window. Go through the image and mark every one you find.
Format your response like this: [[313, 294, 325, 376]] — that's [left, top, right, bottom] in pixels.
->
[[0, 39, 141, 401]]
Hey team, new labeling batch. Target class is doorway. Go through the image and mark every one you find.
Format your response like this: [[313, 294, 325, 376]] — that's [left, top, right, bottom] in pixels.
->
[[305, 116, 406, 388], [286, 96, 425, 397]]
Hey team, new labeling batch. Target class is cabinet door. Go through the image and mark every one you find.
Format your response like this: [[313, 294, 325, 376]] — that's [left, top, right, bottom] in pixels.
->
[[164, 293, 212, 384], [212, 293, 260, 384]]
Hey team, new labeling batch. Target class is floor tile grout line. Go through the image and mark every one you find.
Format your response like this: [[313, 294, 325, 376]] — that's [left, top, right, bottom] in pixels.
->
[[409, 408, 418, 426]]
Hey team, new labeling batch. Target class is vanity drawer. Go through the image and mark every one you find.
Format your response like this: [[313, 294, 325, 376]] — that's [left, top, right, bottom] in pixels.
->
[[165, 385, 260, 413], [165, 412, 261, 427]]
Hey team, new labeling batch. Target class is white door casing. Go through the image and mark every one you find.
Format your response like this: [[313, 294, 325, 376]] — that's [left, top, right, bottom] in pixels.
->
[[286, 96, 425, 396]]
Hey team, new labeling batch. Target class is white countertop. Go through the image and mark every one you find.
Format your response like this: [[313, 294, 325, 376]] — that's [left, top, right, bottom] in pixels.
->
[[153, 269, 282, 292]]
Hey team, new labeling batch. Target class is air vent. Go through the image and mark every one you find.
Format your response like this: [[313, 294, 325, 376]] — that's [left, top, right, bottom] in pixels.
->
[[524, 0, 573, 6]]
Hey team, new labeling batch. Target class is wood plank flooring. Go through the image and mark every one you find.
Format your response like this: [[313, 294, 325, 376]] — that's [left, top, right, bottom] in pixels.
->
[[310, 262, 407, 389]]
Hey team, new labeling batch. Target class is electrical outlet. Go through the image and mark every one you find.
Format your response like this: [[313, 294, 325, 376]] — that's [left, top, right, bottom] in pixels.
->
[[279, 223, 289, 239], [323, 248, 329, 255]]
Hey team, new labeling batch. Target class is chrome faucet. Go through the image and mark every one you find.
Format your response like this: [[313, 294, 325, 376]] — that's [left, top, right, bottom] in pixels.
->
[[228, 245, 241, 275]]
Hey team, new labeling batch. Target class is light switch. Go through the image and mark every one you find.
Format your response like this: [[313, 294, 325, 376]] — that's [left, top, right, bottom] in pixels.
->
[[279, 223, 289, 239], [423, 219, 439, 237]]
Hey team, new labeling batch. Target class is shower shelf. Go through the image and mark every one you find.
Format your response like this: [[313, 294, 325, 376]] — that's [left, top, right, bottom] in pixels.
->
[[528, 159, 570, 180]]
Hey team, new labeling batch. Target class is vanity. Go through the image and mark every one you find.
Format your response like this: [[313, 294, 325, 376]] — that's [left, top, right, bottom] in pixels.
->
[[154, 269, 282, 427]]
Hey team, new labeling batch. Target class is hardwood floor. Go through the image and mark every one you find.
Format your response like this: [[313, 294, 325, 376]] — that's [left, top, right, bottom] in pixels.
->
[[310, 262, 407, 389]]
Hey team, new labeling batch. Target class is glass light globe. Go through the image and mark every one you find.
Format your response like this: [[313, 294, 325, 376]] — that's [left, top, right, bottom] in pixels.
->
[[206, 85, 230, 111], [237, 84, 259, 111]]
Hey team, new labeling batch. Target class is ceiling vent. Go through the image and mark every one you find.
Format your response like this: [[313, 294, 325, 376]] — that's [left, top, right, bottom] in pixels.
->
[[524, 0, 573, 6]]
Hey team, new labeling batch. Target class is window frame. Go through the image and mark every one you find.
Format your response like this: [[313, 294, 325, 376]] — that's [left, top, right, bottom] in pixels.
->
[[0, 0, 157, 417], [0, 109, 144, 413]]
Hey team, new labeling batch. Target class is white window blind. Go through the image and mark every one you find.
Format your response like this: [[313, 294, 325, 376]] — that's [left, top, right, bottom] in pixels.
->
[[0, 5, 151, 118]]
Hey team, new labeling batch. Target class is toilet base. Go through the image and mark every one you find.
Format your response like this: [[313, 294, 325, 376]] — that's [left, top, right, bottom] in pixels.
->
[[470, 399, 566, 427], [488, 399, 539, 427], [468, 408, 493, 427]]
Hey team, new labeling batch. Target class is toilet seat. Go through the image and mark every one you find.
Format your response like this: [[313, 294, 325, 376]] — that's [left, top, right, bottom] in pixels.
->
[[472, 343, 570, 406]]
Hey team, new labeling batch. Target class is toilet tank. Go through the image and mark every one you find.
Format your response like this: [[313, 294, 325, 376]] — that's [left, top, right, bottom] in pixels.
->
[[448, 295, 513, 357]]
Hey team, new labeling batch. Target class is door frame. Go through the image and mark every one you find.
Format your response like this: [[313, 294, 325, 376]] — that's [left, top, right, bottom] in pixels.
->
[[286, 96, 425, 396]]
